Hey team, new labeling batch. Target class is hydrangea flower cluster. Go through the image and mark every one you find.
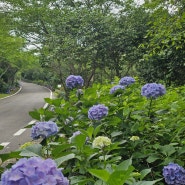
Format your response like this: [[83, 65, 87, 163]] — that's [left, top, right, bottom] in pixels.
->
[[64, 116, 74, 125], [141, 83, 166, 99], [88, 104, 108, 120], [130, 136, 140, 141], [110, 85, 125, 94], [76, 89, 83, 97], [92, 136, 111, 148], [1, 157, 69, 185], [31, 121, 58, 140], [69, 131, 82, 143], [119, 76, 135, 86], [65, 75, 84, 89], [72, 131, 81, 137], [163, 163, 185, 185]]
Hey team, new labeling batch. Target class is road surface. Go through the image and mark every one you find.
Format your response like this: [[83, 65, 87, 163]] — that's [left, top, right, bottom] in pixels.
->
[[0, 81, 51, 153]]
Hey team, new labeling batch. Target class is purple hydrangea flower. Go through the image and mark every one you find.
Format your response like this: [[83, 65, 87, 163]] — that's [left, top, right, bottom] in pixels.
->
[[1, 157, 69, 185], [119, 76, 135, 86], [141, 83, 166, 99], [72, 131, 81, 137], [31, 121, 58, 140], [110, 85, 125, 94], [65, 75, 84, 89], [69, 131, 82, 143], [163, 163, 185, 185], [88, 104, 108, 120]]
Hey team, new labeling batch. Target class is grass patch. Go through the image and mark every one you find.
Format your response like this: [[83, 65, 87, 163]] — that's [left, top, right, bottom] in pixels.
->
[[0, 94, 8, 99], [0, 87, 20, 99]]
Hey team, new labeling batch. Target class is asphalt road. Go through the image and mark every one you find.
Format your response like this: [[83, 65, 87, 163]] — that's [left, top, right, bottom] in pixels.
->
[[0, 81, 51, 153]]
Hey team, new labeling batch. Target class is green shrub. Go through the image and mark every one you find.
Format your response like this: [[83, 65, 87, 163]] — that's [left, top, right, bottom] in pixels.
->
[[1, 77, 185, 184]]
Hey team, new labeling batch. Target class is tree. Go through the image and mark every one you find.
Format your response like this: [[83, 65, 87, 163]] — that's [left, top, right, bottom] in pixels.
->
[[137, 0, 185, 86], [2, 0, 150, 90]]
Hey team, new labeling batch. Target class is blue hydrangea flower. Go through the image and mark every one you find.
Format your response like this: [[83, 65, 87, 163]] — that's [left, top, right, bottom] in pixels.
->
[[119, 76, 135, 86], [72, 131, 81, 137], [88, 104, 108, 120], [1, 157, 69, 185], [65, 75, 84, 89], [110, 85, 125, 94], [31, 121, 58, 140], [141, 83, 166, 99], [163, 163, 185, 185]]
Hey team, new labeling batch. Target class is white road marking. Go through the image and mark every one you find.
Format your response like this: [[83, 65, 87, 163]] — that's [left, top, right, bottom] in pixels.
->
[[13, 129, 26, 136], [1, 142, 10, 147], [28, 120, 36, 125], [43, 103, 48, 109]]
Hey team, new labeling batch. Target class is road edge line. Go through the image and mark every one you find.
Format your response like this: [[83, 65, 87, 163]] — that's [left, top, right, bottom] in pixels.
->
[[0, 86, 22, 100]]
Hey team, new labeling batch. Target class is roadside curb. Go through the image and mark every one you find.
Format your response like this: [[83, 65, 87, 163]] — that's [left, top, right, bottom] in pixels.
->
[[0, 86, 22, 100]]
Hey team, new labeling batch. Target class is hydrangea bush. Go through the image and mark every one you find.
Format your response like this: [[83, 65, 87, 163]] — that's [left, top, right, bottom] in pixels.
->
[[1, 157, 69, 185], [119, 76, 135, 86], [31, 121, 58, 139], [92, 136, 111, 148], [65, 75, 84, 89], [163, 163, 185, 185], [110, 85, 125, 94], [141, 83, 166, 99], [88, 104, 108, 120], [1, 76, 185, 185]]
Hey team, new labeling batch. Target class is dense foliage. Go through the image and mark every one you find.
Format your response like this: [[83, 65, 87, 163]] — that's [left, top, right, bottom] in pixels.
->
[[2, 0, 185, 89], [1, 76, 185, 184]]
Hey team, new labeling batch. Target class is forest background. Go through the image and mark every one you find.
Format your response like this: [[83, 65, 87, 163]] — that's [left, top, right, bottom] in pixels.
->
[[1, 0, 185, 93]]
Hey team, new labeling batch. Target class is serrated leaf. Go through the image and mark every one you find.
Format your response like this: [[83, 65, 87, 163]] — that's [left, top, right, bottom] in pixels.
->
[[111, 131, 123, 138], [0, 145, 4, 150], [19, 144, 43, 157], [93, 124, 102, 137], [55, 153, 75, 167], [116, 158, 132, 171], [87, 126, 94, 139], [29, 110, 40, 120], [146, 155, 160, 163], [160, 145, 176, 156], [70, 176, 93, 185], [107, 166, 134, 185], [133, 178, 162, 185], [88, 169, 110, 182], [140, 169, 151, 180]]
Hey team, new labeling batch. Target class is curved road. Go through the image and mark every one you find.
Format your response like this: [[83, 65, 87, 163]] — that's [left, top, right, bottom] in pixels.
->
[[0, 81, 51, 153]]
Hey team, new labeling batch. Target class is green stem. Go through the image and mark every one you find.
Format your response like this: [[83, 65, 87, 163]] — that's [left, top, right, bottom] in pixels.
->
[[148, 98, 153, 118]]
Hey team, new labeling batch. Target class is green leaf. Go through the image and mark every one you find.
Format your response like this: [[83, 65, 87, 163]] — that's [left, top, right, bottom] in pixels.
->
[[0, 151, 20, 162], [107, 166, 134, 185], [52, 143, 72, 158], [87, 126, 94, 139], [133, 179, 163, 185], [55, 153, 75, 167], [115, 158, 132, 171], [93, 124, 102, 137], [0, 145, 4, 150], [70, 176, 94, 185], [178, 146, 185, 155], [19, 144, 43, 157], [95, 180, 107, 185], [146, 154, 160, 163], [29, 110, 41, 120], [139, 169, 151, 180], [44, 98, 61, 107], [160, 145, 176, 156], [88, 169, 110, 182], [111, 131, 123, 138], [71, 134, 87, 150]]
